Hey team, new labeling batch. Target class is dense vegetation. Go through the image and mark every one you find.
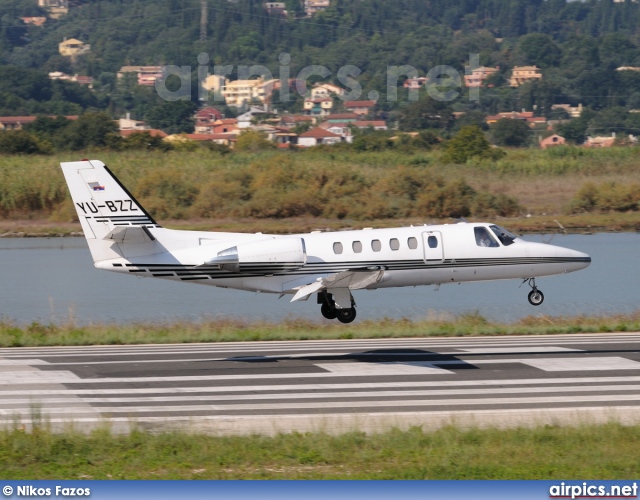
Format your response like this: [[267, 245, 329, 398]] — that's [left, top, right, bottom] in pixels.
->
[[2, 146, 639, 225], [4, 0, 640, 128]]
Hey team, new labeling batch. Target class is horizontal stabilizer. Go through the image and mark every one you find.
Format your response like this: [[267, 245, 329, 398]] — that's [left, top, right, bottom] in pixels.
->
[[103, 226, 155, 244]]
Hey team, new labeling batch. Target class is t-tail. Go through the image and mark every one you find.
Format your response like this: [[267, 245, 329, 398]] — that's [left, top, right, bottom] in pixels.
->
[[61, 160, 162, 264]]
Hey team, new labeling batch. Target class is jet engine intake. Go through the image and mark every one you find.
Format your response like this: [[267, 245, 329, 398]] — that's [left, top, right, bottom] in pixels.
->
[[205, 237, 307, 273]]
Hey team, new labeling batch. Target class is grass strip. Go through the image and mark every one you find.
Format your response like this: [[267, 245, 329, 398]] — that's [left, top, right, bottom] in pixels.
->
[[1, 422, 639, 479], [1, 311, 639, 347]]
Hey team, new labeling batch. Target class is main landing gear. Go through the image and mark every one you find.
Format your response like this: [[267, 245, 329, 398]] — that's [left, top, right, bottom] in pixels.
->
[[318, 291, 357, 324], [523, 278, 545, 306]]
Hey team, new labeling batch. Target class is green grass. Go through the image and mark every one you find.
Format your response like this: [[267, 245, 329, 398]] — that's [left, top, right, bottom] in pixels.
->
[[1, 423, 639, 479], [1, 311, 638, 347]]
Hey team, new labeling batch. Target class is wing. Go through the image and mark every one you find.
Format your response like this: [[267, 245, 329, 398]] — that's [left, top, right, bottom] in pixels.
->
[[290, 267, 385, 303]]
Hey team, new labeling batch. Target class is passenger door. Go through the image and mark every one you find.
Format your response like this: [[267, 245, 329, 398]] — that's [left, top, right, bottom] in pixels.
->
[[421, 231, 444, 264]]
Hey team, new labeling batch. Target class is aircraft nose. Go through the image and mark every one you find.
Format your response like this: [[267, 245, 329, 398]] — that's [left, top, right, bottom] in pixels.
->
[[556, 246, 591, 273]]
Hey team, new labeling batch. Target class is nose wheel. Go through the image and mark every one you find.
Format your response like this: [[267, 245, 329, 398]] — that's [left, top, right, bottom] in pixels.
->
[[524, 278, 544, 306], [528, 289, 544, 306]]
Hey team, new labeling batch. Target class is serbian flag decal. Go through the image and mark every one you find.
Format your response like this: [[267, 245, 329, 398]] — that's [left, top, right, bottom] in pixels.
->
[[89, 182, 105, 191]]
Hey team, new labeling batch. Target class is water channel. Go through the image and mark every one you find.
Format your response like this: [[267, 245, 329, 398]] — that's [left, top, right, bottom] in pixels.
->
[[0, 233, 637, 325]]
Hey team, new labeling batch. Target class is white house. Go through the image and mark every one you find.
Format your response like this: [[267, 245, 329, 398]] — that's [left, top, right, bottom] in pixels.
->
[[298, 127, 342, 147]]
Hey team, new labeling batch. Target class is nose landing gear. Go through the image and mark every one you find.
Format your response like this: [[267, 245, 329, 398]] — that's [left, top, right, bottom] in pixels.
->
[[523, 278, 545, 306]]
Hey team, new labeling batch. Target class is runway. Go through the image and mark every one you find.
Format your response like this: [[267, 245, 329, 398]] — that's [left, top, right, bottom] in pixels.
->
[[2, 333, 640, 435]]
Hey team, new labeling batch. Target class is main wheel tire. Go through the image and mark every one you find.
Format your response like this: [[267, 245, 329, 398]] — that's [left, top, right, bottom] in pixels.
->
[[336, 307, 357, 324], [320, 303, 337, 320], [528, 289, 544, 306]]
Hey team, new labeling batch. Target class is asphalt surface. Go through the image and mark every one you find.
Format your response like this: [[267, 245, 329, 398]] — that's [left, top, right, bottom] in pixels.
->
[[2, 333, 640, 435]]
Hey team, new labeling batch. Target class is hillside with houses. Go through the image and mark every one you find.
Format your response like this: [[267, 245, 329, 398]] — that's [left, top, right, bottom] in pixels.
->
[[3, 0, 640, 151]]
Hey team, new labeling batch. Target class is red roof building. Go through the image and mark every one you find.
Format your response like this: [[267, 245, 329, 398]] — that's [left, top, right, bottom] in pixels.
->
[[344, 100, 376, 116], [539, 134, 566, 149], [353, 120, 387, 130], [194, 107, 223, 123], [326, 113, 359, 122], [298, 127, 342, 147], [486, 111, 546, 128]]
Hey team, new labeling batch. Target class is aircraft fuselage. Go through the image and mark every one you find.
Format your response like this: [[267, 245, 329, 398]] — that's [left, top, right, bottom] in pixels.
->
[[94, 223, 590, 294]]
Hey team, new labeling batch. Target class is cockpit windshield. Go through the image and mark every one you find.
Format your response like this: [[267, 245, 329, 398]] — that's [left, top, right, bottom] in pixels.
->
[[489, 225, 517, 246], [474, 227, 499, 247]]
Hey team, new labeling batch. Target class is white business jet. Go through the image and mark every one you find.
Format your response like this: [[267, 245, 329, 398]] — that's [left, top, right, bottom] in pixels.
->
[[61, 160, 591, 323]]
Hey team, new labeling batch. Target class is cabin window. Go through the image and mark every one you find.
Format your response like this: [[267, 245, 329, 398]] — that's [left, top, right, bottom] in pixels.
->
[[333, 242, 344, 254], [407, 237, 418, 249], [371, 239, 381, 252], [428, 236, 438, 248], [474, 227, 499, 247], [389, 238, 400, 250], [352, 241, 363, 253]]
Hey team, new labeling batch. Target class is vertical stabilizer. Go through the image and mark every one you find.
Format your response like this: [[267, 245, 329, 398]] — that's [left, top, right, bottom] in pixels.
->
[[61, 159, 161, 263]]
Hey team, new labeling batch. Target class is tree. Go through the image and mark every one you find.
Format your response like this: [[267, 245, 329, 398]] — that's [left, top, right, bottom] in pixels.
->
[[588, 107, 630, 135], [452, 110, 489, 132], [556, 108, 596, 144], [23, 116, 72, 142], [516, 34, 562, 68], [442, 125, 495, 164], [398, 97, 454, 132], [491, 118, 532, 147], [0, 130, 50, 155], [234, 130, 277, 152], [57, 112, 119, 151], [146, 101, 197, 135], [122, 131, 172, 151]]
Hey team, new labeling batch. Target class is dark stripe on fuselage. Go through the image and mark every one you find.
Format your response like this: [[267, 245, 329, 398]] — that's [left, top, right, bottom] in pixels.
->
[[118, 257, 590, 280]]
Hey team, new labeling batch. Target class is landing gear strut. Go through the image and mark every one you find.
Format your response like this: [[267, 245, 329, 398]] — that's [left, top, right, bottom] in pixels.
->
[[318, 291, 357, 323], [523, 278, 544, 306]]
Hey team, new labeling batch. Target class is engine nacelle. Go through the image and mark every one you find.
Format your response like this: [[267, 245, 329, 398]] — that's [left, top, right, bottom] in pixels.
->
[[204, 237, 307, 274]]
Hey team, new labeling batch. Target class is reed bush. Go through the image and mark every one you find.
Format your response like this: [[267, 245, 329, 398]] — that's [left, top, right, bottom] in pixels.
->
[[0, 147, 637, 221], [569, 182, 640, 213]]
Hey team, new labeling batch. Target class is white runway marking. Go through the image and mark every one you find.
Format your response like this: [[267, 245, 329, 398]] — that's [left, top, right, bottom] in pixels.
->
[[316, 362, 454, 375], [458, 347, 583, 353], [2, 384, 640, 406], [2, 376, 640, 396], [0, 358, 50, 365], [521, 357, 640, 372]]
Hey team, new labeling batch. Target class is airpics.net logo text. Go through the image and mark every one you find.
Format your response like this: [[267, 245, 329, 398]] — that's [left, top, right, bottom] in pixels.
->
[[154, 52, 483, 104], [549, 482, 638, 499]]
